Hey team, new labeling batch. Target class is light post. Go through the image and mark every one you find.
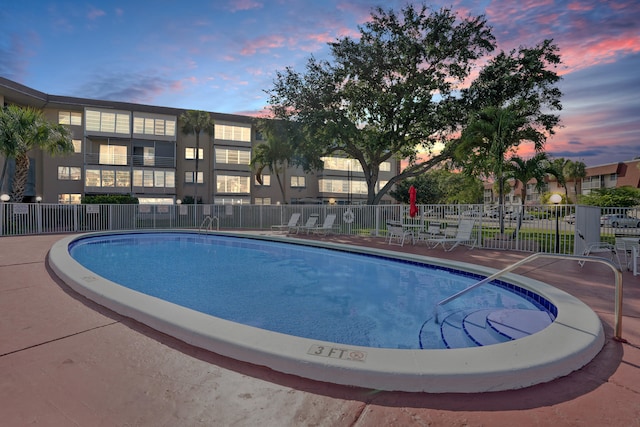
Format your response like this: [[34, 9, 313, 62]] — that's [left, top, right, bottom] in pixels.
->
[[35, 196, 43, 233], [1, 194, 9, 236], [550, 193, 562, 253]]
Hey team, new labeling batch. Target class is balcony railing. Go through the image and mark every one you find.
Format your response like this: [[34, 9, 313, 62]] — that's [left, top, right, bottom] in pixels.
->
[[84, 153, 176, 168]]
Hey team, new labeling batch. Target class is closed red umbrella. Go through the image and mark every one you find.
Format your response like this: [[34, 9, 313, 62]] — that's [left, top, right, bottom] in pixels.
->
[[409, 185, 418, 218]]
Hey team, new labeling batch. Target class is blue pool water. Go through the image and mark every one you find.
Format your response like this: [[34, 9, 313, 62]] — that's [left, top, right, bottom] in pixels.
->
[[69, 232, 555, 349]]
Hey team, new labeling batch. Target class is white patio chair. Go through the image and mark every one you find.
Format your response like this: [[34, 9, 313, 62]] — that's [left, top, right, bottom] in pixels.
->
[[311, 214, 338, 235], [417, 222, 443, 246], [427, 219, 476, 251], [577, 230, 621, 269], [386, 221, 414, 246], [292, 214, 319, 234], [271, 212, 301, 234]]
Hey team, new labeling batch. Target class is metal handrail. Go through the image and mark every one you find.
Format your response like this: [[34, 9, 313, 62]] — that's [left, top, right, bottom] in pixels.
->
[[199, 215, 219, 232], [434, 253, 625, 342]]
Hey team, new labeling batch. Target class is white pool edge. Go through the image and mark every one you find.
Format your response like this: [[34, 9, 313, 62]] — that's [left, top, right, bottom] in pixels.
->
[[48, 231, 605, 393]]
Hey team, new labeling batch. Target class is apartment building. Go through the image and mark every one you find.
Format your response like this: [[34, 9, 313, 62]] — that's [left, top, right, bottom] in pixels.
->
[[0, 77, 397, 205], [483, 158, 640, 206]]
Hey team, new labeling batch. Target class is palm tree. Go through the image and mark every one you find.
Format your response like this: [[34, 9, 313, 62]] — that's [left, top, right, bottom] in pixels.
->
[[563, 160, 587, 203], [550, 158, 570, 199], [0, 105, 74, 202], [455, 104, 545, 234], [180, 110, 214, 205], [507, 153, 556, 236], [250, 120, 294, 203]]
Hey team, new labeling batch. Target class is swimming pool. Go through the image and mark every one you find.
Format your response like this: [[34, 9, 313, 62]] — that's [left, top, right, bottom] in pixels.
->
[[49, 231, 605, 393]]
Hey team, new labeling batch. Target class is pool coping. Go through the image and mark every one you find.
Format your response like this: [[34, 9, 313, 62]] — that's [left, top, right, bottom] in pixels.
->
[[48, 230, 605, 393]]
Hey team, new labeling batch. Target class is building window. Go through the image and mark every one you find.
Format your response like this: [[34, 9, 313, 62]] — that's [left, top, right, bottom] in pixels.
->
[[290, 176, 306, 188], [72, 139, 82, 153], [185, 171, 204, 184], [254, 197, 271, 205], [99, 145, 128, 165], [85, 169, 101, 187], [215, 148, 251, 165], [137, 197, 175, 205], [154, 170, 165, 187], [255, 174, 270, 186], [215, 124, 251, 142], [216, 175, 250, 193], [320, 157, 391, 172], [185, 148, 204, 159], [86, 109, 130, 134], [116, 170, 130, 187], [57, 166, 82, 180], [58, 111, 82, 126], [133, 169, 174, 188], [610, 173, 617, 181], [58, 194, 81, 204], [214, 197, 250, 205], [133, 115, 176, 137], [85, 168, 131, 188], [142, 147, 155, 166], [318, 178, 367, 194]]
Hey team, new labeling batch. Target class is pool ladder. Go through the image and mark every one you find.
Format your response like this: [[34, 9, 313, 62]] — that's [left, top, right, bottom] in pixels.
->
[[433, 253, 625, 342], [199, 215, 219, 233]]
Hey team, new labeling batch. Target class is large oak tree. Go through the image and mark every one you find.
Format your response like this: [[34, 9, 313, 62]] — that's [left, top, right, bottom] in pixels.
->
[[266, 4, 495, 204]]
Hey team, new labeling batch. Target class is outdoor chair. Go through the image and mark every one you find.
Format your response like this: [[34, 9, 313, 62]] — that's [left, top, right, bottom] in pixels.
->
[[417, 222, 443, 246], [386, 220, 414, 246], [293, 214, 319, 234], [577, 230, 621, 269], [271, 212, 301, 234], [426, 219, 476, 251], [311, 214, 338, 235]]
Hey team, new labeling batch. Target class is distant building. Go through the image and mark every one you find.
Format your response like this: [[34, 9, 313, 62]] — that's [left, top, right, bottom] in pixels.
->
[[0, 77, 398, 205], [483, 159, 640, 206]]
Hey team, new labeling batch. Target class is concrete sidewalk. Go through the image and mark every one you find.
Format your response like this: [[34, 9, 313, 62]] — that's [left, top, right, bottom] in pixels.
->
[[1, 233, 639, 426]]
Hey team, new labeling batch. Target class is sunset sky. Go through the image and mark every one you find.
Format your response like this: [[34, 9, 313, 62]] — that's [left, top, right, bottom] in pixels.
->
[[1, 0, 638, 167]]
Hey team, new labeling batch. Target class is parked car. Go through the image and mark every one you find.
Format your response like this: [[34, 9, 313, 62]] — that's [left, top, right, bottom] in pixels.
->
[[600, 214, 640, 228], [483, 208, 501, 218], [504, 211, 534, 220], [564, 214, 576, 224]]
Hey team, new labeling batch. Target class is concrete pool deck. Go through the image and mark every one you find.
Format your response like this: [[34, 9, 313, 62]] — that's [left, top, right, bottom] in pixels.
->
[[1, 233, 639, 426]]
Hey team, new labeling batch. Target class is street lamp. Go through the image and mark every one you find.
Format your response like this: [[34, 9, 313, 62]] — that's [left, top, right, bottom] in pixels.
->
[[550, 193, 562, 253]]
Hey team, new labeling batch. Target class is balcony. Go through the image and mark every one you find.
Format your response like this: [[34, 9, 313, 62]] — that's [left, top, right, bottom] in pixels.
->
[[84, 153, 175, 168]]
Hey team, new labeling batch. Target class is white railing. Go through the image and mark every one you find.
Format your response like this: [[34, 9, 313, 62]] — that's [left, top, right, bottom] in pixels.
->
[[1, 202, 637, 254]]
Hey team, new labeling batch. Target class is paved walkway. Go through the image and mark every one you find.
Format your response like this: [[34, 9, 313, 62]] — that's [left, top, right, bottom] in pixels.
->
[[1, 233, 639, 426]]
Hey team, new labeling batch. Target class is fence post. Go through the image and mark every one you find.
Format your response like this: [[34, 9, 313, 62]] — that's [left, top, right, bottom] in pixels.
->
[[36, 202, 42, 234]]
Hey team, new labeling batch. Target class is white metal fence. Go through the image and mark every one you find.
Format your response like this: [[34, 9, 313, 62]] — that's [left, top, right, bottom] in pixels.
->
[[1, 202, 638, 254]]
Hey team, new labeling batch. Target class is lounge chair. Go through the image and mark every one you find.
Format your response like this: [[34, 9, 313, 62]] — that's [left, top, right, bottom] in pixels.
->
[[417, 221, 443, 245], [386, 220, 414, 246], [293, 214, 319, 234], [427, 219, 476, 251], [311, 214, 338, 235], [271, 212, 301, 234], [577, 230, 621, 269]]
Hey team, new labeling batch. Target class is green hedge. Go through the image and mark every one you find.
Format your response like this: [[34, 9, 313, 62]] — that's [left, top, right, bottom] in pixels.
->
[[82, 194, 139, 204]]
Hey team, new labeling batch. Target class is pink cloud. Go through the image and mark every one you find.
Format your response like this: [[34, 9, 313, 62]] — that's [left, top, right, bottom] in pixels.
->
[[87, 7, 106, 20], [561, 32, 640, 72], [567, 2, 594, 12], [240, 34, 286, 55], [228, 0, 263, 13]]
